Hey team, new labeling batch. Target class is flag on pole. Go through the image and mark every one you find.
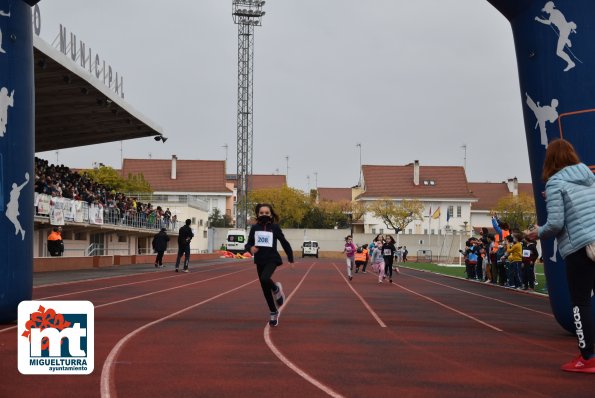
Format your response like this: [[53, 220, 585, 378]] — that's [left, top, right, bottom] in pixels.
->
[[432, 207, 441, 219], [446, 210, 451, 223], [428, 206, 432, 217]]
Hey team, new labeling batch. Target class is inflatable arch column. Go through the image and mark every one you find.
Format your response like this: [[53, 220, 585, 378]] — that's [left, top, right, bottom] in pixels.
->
[[0, 0, 39, 323], [488, 0, 595, 332]]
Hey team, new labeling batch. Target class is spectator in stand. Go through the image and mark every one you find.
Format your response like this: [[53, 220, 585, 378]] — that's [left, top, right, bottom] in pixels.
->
[[152, 227, 169, 268], [175, 219, 194, 273], [47, 227, 64, 257]]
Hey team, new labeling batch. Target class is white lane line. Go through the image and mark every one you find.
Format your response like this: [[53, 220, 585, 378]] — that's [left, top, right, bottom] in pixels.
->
[[331, 263, 386, 328], [37, 263, 238, 300], [393, 282, 503, 332], [33, 259, 246, 288], [403, 272, 554, 318], [0, 269, 250, 335], [100, 279, 258, 398], [264, 263, 345, 398]]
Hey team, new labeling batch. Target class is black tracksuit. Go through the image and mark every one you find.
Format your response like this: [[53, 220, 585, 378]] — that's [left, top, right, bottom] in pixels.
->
[[175, 224, 194, 269], [245, 221, 293, 312], [152, 230, 170, 266], [382, 242, 396, 279]]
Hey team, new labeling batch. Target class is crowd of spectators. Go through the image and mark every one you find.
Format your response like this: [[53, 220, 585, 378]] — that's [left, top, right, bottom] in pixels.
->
[[34, 157, 176, 229]]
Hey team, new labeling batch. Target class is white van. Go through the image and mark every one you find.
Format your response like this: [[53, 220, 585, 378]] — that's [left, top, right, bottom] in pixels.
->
[[226, 229, 247, 253], [301, 241, 319, 258]]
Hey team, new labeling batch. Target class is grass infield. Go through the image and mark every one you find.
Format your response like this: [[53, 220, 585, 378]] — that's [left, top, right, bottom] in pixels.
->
[[401, 262, 548, 295]]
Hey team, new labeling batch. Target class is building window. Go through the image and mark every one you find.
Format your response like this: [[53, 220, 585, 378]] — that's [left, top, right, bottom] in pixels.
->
[[379, 228, 384, 234], [192, 217, 197, 225], [431, 229, 435, 235], [372, 228, 376, 235], [448, 205, 454, 219], [74, 232, 86, 241], [118, 235, 127, 243], [408, 229, 413, 235], [424, 229, 428, 235], [200, 219, 203, 226], [203, 230, 208, 238], [457, 206, 462, 217]]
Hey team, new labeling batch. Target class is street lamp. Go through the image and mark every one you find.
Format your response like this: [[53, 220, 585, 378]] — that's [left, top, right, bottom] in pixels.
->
[[356, 143, 362, 186]]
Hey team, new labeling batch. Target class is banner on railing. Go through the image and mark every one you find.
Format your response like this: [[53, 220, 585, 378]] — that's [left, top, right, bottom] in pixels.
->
[[49, 207, 65, 226], [36, 194, 51, 215], [89, 204, 104, 225], [74, 201, 84, 223]]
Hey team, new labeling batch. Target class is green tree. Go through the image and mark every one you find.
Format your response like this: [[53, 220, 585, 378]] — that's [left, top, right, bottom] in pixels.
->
[[208, 208, 233, 228], [368, 198, 424, 234], [492, 193, 536, 232], [250, 186, 310, 228], [84, 166, 152, 193]]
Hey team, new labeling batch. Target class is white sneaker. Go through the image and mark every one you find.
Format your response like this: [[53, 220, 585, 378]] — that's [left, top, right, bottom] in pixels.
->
[[269, 311, 279, 327], [273, 282, 285, 308]]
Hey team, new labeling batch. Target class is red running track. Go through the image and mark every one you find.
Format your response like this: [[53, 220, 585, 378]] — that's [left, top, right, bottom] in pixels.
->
[[0, 259, 592, 398]]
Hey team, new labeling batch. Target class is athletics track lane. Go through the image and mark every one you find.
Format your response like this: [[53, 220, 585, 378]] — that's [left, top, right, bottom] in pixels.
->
[[0, 259, 592, 397]]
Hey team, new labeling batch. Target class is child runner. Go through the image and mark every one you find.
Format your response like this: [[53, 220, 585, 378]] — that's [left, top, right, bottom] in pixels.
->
[[382, 235, 397, 283], [343, 235, 357, 281], [245, 203, 294, 327], [354, 244, 369, 274], [371, 239, 386, 284]]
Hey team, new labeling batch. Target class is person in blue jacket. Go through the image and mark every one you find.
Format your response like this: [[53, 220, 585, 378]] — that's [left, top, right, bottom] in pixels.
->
[[245, 203, 294, 327], [526, 139, 595, 373]]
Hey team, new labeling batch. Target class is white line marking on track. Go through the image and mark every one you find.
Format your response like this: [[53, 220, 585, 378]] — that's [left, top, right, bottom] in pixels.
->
[[0, 269, 250, 335], [332, 263, 386, 328], [264, 262, 345, 398], [100, 279, 258, 398], [403, 272, 554, 318], [37, 263, 239, 300], [33, 259, 244, 288], [393, 282, 503, 332]]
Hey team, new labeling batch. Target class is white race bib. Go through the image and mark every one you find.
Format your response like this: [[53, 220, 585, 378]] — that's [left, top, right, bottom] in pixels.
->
[[522, 249, 531, 258], [255, 231, 274, 247], [383, 249, 392, 256]]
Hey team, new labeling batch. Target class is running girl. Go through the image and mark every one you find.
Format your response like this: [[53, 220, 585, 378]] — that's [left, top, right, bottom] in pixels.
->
[[343, 235, 356, 281], [245, 203, 294, 327], [371, 238, 386, 284], [382, 235, 397, 283]]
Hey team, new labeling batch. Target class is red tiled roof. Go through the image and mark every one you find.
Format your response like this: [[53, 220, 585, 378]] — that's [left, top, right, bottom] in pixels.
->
[[227, 175, 287, 191], [318, 188, 352, 202], [468, 182, 534, 211], [121, 158, 231, 193], [358, 164, 475, 199]]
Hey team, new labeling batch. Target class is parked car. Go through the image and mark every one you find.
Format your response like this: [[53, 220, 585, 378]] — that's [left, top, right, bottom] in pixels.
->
[[301, 240, 319, 258]]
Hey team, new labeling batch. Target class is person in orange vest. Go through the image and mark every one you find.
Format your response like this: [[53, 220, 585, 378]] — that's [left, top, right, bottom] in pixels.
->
[[47, 227, 64, 256], [354, 244, 369, 274]]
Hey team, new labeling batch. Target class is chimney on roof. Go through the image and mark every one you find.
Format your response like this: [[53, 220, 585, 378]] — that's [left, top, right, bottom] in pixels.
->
[[507, 177, 518, 196], [171, 155, 177, 180], [413, 160, 420, 186]]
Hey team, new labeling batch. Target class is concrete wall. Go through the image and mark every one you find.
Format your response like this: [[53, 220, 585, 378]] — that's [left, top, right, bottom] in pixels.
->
[[210, 227, 466, 262]]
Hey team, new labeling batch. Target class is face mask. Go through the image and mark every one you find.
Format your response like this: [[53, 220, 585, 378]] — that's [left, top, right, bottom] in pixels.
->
[[257, 215, 272, 224]]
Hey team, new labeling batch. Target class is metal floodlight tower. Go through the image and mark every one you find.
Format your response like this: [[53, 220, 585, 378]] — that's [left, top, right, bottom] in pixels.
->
[[232, 0, 266, 229]]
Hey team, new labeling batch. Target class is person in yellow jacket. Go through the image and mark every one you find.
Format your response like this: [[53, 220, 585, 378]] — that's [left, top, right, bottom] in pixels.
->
[[502, 234, 523, 289], [354, 244, 369, 273]]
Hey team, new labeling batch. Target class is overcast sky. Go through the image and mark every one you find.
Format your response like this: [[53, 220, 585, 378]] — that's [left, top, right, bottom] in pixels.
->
[[35, 0, 530, 192]]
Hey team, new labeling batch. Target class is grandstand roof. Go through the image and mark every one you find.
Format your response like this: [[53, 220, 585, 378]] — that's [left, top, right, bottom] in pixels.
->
[[358, 164, 476, 200], [122, 158, 232, 194], [34, 36, 163, 152]]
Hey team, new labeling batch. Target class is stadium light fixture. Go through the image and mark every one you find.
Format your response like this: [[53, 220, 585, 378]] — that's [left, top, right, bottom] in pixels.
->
[[154, 135, 168, 143]]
